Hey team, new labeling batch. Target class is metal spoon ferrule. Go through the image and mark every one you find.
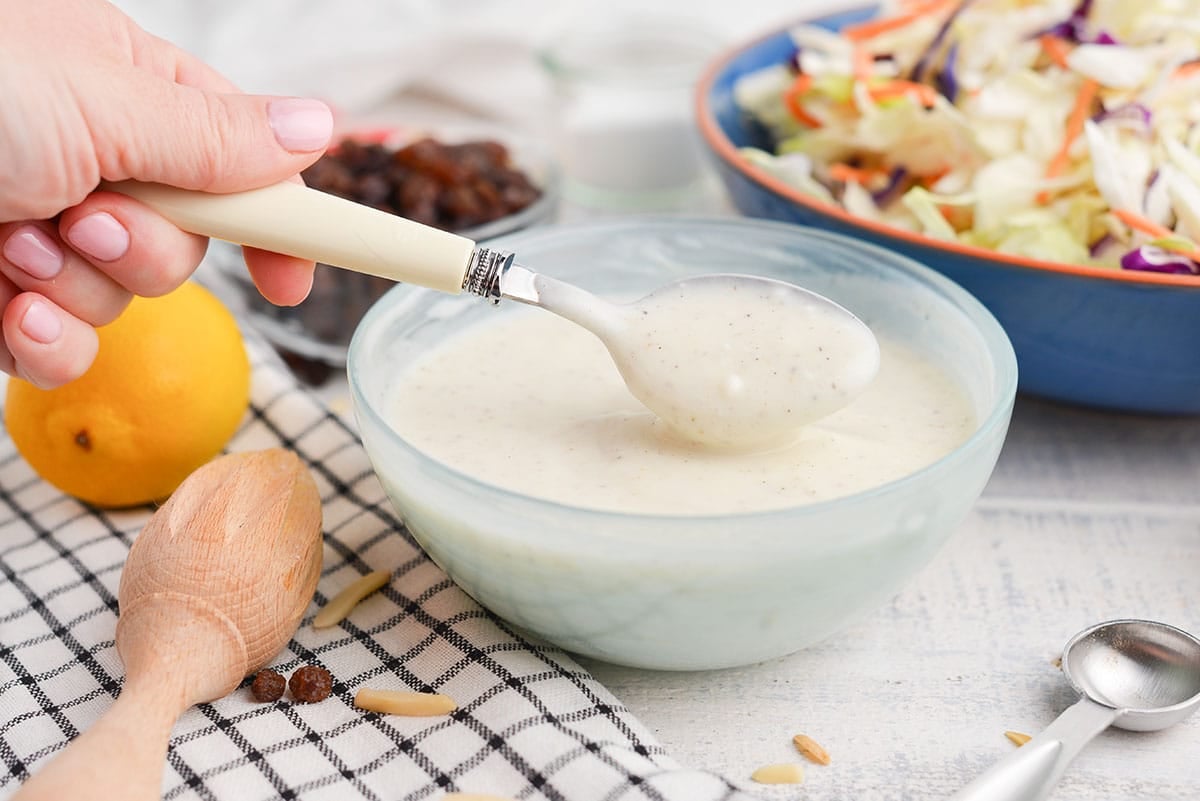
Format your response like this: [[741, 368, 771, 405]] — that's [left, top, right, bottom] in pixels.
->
[[463, 246, 546, 307], [463, 246, 515, 303]]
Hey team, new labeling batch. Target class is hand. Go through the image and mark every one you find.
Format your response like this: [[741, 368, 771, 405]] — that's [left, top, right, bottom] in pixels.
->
[[0, 0, 334, 388]]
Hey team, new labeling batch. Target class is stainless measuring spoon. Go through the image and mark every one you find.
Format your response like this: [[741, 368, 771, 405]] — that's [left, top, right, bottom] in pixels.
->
[[952, 618, 1200, 801], [104, 180, 879, 446]]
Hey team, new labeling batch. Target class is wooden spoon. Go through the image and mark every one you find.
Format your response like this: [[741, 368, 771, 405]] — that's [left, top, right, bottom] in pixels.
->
[[14, 448, 324, 801]]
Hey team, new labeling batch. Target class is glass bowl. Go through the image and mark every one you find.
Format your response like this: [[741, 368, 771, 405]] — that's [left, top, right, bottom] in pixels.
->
[[347, 218, 1017, 670], [207, 125, 558, 372]]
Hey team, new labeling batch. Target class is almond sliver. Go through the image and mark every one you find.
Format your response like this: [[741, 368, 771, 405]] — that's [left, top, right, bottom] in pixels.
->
[[792, 733, 831, 765], [751, 763, 805, 784], [1004, 730, 1032, 747], [313, 570, 391, 629], [354, 688, 457, 717]]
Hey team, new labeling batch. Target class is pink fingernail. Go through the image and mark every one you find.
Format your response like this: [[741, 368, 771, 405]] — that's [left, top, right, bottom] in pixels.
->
[[268, 98, 333, 152], [3, 226, 64, 279], [66, 212, 130, 262], [20, 300, 63, 344]]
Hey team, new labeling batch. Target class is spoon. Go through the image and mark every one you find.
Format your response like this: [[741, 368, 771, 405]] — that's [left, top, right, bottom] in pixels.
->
[[14, 449, 324, 801], [104, 180, 879, 446], [951, 619, 1200, 801]]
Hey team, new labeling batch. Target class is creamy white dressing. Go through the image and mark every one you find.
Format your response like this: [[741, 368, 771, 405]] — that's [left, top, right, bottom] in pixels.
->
[[387, 307, 977, 516], [602, 275, 879, 447], [530, 272, 880, 448]]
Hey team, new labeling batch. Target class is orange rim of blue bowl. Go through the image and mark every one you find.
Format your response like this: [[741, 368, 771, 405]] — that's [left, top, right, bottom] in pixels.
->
[[694, 24, 1200, 289]]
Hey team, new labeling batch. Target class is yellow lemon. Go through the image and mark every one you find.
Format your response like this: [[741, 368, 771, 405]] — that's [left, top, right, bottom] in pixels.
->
[[4, 281, 250, 507]]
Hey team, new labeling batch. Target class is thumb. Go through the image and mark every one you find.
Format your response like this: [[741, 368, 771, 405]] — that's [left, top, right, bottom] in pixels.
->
[[92, 68, 333, 194]]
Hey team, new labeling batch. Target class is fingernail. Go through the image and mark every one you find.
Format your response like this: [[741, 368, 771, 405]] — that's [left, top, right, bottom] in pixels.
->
[[20, 300, 62, 344], [2, 226, 64, 279], [268, 98, 333, 152], [66, 212, 130, 262]]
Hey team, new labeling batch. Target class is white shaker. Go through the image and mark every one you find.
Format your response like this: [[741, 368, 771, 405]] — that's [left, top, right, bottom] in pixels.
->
[[538, 13, 723, 210]]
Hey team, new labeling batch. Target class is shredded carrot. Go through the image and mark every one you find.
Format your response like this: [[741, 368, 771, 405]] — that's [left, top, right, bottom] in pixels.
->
[[783, 73, 822, 128], [1036, 78, 1100, 203], [828, 164, 888, 183], [1039, 34, 1074, 70], [843, 0, 956, 42], [1058, 79, 1100, 162], [852, 47, 876, 85], [1112, 208, 1175, 240], [920, 167, 950, 188], [1173, 61, 1200, 80], [1111, 209, 1200, 261], [868, 80, 940, 107]]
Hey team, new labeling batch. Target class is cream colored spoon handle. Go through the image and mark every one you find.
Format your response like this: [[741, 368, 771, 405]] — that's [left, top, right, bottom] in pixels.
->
[[103, 180, 475, 293]]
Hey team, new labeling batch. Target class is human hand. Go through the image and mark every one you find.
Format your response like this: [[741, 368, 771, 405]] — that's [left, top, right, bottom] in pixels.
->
[[0, 0, 334, 388]]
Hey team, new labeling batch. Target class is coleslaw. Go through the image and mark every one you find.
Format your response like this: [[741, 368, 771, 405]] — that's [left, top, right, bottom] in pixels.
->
[[733, 0, 1200, 274]]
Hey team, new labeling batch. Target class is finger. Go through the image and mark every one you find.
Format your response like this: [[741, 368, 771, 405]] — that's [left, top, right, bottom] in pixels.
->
[[113, 34, 320, 306], [132, 30, 243, 93], [3, 293, 99, 389], [0, 274, 19, 376], [87, 66, 333, 193], [242, 247, 315, 306], [1, 221, 132, 326], [57, 191, 208, 298]]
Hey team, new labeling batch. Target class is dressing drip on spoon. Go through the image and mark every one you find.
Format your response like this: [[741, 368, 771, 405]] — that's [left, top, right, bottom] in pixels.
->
[[107, 181, 880, 445]]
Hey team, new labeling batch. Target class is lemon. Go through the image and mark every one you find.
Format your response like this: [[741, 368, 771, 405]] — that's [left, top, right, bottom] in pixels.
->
[[4, 281, 250, 508]]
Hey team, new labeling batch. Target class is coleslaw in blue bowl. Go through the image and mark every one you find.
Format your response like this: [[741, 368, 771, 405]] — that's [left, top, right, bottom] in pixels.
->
[[697, 1, 1200, 414]]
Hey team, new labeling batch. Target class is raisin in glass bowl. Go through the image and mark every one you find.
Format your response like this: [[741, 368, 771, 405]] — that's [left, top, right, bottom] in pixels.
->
[[205, 125, 558, 377]]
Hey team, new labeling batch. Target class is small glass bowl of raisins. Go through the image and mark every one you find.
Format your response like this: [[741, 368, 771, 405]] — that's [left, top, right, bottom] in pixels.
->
[[205, 125, 557, 378]]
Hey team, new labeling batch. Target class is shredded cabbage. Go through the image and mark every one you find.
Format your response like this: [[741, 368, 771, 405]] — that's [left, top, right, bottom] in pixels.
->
[[732, 0, 1200, 273]]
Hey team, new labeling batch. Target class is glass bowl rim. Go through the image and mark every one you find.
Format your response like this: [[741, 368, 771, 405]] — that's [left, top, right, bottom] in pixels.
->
[[347, 215, 1018, 526]]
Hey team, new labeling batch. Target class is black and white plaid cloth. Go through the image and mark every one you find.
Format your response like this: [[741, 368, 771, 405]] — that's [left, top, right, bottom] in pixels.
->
[[0, 325, 764, 801]]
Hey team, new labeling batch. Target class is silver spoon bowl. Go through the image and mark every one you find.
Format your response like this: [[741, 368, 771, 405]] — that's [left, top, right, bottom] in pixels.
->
[[952, 619, 1200, 801]]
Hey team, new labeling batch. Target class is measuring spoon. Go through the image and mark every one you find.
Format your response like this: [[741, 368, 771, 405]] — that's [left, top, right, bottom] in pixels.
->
[[951, 618, 1200, 801], [104, 180, 879, 447]]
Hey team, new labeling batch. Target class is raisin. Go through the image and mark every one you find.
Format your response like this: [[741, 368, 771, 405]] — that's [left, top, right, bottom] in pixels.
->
[[438, 185, 486, 228], [289, 665, 333, 703], [248, 132, 544, 382], [396, 172, 441, 212], [250, 669, 286, 702], [356, 172, 392, 208], [305, 135, 540, 232]]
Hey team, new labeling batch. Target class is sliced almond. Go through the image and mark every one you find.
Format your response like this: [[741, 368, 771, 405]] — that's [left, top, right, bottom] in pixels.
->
[[1004, 730, 1032, 747], [313, 570, 391, 629], [792, 733, 831, 765], [751, 763, 805, 785], [354, 688, 457, 717]]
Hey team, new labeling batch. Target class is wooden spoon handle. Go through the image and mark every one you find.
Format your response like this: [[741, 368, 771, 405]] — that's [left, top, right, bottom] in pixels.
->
[[11, 685, 178, 801], [13, 593, 248, 801]]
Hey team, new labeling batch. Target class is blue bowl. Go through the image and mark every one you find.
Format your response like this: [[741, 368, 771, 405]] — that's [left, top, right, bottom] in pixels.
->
[[696, 5, 1200, 415]]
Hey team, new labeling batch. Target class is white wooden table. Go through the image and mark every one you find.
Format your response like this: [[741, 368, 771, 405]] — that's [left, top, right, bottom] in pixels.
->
[[582, 396, 1200, 800]]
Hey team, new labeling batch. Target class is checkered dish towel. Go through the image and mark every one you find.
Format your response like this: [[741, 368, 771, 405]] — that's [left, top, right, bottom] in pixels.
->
[[0, 330, 764, 801]]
